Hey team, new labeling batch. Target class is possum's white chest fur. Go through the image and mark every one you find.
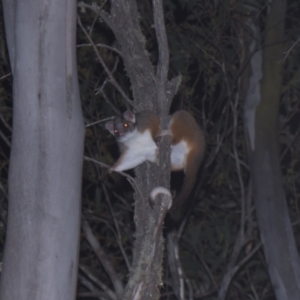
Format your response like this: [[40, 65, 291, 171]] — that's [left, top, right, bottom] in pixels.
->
[[114, 129, 158, 172], [171, 140, 189, 170]]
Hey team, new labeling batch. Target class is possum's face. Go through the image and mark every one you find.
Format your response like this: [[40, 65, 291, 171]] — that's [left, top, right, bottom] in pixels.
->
[[105, 116, 136, 140], [113, 118, 135, 139]]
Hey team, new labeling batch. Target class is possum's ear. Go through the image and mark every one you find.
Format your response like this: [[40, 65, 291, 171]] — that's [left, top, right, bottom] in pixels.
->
[[123, 110, 136, 123], [105, 121, 115, 135]]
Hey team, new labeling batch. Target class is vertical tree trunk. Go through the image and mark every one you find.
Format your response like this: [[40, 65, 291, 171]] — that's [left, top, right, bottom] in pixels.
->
[[244, 0, 300, 299], [0, 0, 84, 299], [81, 1, 176, 298]]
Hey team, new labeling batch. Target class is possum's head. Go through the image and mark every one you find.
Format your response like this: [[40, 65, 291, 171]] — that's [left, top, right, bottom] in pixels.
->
[[105, 110, 136, 140]]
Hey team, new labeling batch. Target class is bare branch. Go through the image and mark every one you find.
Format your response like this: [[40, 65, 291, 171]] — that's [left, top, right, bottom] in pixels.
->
[[77, 43, 123, 57], [0, 73, 12, 81], [102, 185, 131, 271], [281, 37, 300, 62], [167, 231, 184, 300], [0, 130, 11, 148], [166, 75, 182, 103], [0, 112, 12, 132], [78, 274, 109, 300], [79, 264, 117, 300], [218, 242, 262, 299], [82, 220, 124, 297], [77, 2, 112, 27], [152, 0, 170, 113], [231, 87, 246, 230], [77, 15, 136, 110], [85, 117, 115, 128], [99, 90, 121, 115], [89, 0, 108, 36], [84, 156, 144, 201]]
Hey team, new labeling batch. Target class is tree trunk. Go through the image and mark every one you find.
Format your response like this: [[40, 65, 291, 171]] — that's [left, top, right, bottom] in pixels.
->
[[244, 0, 300, 299], [78, 0, 177, 298], [0, 0, 84, 299]]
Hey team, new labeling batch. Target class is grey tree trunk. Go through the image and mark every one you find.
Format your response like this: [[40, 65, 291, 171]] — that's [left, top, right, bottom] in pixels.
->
[[244, 0, 300, 299], [0, 0, 84, 299]]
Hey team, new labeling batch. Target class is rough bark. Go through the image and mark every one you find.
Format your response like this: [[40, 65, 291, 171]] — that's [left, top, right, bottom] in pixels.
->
[[109, 2, 172, 299], [244, 0, 300, 299], [0, 0, 84, 299], [78, 0, 178, 298]]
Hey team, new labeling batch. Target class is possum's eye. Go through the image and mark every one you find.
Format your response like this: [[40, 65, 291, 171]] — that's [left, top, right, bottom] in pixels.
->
[[124, 123, 129, 128], [114, 129, 118, 134]]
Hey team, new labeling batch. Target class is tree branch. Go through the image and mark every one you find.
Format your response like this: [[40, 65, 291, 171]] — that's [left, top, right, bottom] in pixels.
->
[[79, 264, 117, 300], [77, 15, 135, 110], [82, 220, 124, 298], [152, 0, 170, 116]]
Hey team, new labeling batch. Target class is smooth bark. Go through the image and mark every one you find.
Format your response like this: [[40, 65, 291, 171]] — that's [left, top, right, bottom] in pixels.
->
[[244, 0, 300, 299], [0, 0, 84, 299]]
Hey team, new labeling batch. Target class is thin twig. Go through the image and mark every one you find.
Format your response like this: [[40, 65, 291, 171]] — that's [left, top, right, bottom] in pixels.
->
[[0, 130, 11, 147], [89, 0, 107, 36], [102, 185, 131, 271], [0, 112, 12, 131], [281, 37, 300, 62], [94, 57, 122, 114], [77, 2, 111, 27], [79, 264, 117, 300], [82, 220, 124, 297], [77, 15, 135, 110], [85, 117, 115, 128], [218, 241, 261, 300], [84, 156, 144, 201], [99, 90, 121, 115], [78, 274, 109, 300], [77, 43, 123, 57], [84, 156, 110, 169], [0, 73, 11, 81], [231, 81, 246, 231]]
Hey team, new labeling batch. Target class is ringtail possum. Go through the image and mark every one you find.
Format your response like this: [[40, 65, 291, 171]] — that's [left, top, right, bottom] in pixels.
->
[[105, 110, 205, 209], [105, 110, 160, 172]]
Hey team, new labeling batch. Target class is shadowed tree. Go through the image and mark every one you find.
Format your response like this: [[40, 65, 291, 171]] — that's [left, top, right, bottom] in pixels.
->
[[243, 0, 300, 299]]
